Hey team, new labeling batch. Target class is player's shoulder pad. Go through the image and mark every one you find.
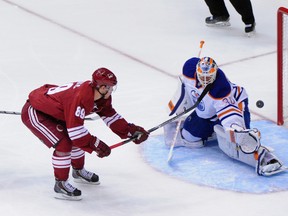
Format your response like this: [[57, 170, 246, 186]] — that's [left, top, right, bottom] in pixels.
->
[[209, 69, 231, 98], [182, 57, 200, 79]]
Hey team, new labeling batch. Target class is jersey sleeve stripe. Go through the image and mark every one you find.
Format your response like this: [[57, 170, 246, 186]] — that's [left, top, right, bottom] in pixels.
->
[[234, 86, 244, 101], [71, 147, 85, 159], [217, 105, 243, 120], [67, 126, 89, 140], [219, 112, 243, 123], [101, 113, 122, 127]]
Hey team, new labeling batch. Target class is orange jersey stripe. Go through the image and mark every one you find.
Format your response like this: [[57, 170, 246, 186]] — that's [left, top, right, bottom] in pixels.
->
[[218, 107, 242, 119]]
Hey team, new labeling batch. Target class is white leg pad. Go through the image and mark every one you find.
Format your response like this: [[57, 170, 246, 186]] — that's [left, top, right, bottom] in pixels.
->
[[214, 125, 284, 176], [163, 119, 204, 148], [182, 138, 204, 148], [214, 125, 257, 167]]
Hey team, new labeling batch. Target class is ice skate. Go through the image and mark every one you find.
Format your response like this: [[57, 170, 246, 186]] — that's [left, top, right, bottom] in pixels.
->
[[245, 22, 256, 37], [205, 16, 231, 27], [72, 168, 100, 185], [54, 180, 82, 201]]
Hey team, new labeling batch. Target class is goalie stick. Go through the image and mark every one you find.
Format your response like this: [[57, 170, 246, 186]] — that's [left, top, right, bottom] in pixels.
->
[[167, 119, 182, 162], [167, 40, 206, 162], [110, 82, 213, 149], [0, 110, 100, 121]]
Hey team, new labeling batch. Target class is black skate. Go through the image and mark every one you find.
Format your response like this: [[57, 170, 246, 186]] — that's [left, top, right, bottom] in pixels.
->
[[245, 22, 256, 37], [205, 16, 230, 26], [72, 168, 100, 185], [54, 180, 82, 201]]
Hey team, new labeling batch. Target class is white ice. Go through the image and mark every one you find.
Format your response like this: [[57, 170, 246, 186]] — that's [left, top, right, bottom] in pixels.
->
[[0, 0, 288, 215]]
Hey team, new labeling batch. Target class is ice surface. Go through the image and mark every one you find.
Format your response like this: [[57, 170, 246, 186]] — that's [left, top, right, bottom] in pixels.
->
[[141, 120, 288, 194], [1, 0, 288, 216]]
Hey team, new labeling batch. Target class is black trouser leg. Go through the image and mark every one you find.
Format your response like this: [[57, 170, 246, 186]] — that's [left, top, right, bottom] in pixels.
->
[[204, 0, 230, 18], [229, 0, 255, 24]]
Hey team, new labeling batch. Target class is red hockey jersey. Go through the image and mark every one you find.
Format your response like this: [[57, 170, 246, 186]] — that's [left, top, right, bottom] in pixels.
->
[[28, 81, 131, 152]]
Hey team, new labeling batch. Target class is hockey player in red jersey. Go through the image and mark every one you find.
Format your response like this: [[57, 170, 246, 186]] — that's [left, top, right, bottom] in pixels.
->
[[21, 68, 149, 200]]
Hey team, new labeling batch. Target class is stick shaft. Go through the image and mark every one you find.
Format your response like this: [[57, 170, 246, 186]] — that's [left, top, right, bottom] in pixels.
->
[[167, 119, 182, 162], [0, 111, 21, 115], [197, 40, 205, 58], [110, 83, 212, 149], [0, 110, 99, 121]]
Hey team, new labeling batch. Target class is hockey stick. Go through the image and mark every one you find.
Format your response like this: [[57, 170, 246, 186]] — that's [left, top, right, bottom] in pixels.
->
[[110, 83, 212, 149], [167, 40, 205, 162], [198, 40, 205, 58], [167, 119, 182, 162], [0, 110, 21, 115], [0, 110, 100, 121]]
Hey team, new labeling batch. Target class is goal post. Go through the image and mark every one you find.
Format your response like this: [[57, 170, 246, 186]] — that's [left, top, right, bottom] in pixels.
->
[[277, 7, 288, 125]]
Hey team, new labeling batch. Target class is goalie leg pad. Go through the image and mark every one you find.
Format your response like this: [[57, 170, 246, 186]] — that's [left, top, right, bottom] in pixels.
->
[[181, 128, 204, 148], [181, 138, 204, 148], [256, 148, 283, 176], [163, 120, 204, 148], [214, 125, 257, 166], [227, 125, 261, 153], [214, 125, 285, 176]]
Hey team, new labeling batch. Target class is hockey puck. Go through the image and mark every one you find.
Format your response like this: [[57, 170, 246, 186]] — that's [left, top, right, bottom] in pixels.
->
[[256, 100, 264, 108]]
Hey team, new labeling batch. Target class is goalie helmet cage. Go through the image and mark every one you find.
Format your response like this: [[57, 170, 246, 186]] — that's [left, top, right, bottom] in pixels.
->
[[277, 7, 288, 125]]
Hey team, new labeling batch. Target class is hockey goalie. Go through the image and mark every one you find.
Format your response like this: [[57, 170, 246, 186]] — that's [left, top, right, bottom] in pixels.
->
[[164, 56, 285, 176]]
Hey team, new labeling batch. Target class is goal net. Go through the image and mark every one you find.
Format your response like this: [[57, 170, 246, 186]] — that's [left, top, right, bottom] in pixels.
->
[[277, 7, 288, 125]]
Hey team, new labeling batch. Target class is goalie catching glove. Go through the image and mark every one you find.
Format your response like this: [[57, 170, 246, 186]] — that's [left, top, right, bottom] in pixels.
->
[[127, 124, 149, 144]]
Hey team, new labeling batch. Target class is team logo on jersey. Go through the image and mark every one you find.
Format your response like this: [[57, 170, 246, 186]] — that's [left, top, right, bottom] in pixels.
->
[[92, 103, 98, 112], [190, 89, 205, 111], [92, 102, 103, 113]]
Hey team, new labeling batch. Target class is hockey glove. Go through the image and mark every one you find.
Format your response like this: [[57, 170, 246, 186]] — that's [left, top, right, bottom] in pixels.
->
[[128, 124, 149, 144], [92, 136, 111, 158]]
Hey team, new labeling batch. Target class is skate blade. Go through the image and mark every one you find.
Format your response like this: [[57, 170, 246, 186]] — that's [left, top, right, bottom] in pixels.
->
[[206, 21, 231, 27], [54, 192, 82, 201], [73, 178, 101, 185], [246, 30, 256, 37]]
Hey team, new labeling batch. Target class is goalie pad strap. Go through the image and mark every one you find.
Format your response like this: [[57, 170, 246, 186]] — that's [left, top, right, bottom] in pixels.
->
[[229, 130, 236, 143]]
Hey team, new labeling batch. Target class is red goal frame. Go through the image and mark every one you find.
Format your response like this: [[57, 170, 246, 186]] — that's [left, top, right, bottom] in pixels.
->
[[277, 7, 288, 125]]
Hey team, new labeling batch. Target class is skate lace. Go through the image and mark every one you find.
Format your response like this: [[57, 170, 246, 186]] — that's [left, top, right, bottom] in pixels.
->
[[63, 181, 76, 192], [79, 169, 94, 179]]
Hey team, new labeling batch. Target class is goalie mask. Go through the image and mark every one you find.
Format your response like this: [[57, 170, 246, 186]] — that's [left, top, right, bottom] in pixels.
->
[[91, 67, 117, 88], [196, 57, 218, 87]]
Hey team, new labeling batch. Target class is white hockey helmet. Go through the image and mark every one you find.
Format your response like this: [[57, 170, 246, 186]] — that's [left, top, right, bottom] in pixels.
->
[[196, 57, 218, 87]]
